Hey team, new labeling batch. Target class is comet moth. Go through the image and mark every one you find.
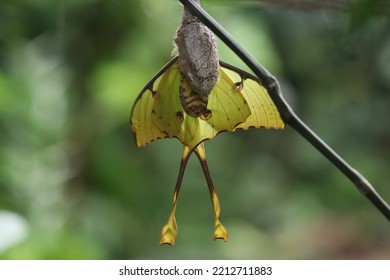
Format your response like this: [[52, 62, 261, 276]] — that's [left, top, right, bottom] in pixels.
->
[[131, 55, 284, 245]]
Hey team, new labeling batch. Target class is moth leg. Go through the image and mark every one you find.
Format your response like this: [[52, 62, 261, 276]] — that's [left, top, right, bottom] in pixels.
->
[[160, 145, 192, 246], [194, 142, 228, 241]]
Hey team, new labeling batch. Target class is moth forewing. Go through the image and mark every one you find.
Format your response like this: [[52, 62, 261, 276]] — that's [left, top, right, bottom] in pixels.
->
[[219, 62, 285, 130], [206, 66, 251, 131], [242, 78, 285, 129], [152, 62, 182, 138]]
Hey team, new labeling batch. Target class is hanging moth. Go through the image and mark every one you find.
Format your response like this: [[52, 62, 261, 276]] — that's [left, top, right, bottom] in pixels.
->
[[130, 0, 285, 246]]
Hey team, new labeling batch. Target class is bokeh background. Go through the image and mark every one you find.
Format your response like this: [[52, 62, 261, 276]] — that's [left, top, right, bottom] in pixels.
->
[[0, 0, 389, 259]]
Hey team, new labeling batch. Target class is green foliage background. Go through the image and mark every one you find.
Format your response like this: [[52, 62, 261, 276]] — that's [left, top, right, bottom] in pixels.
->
[[0, 0, 389, 259]]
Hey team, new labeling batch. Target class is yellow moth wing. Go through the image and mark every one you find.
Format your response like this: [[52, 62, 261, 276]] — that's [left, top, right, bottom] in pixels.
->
[[130, 59, 178, 147], [152, 61, 182, 138], [206, 67, 251, 131], [219, 62, 285, 130], [238, 77, 285, 129]]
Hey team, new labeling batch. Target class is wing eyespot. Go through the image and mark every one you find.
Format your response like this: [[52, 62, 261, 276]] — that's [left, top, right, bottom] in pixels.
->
[[200, 109, 212, 121], [235, 80, 244, 91], [176, 111, 184, 122]]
